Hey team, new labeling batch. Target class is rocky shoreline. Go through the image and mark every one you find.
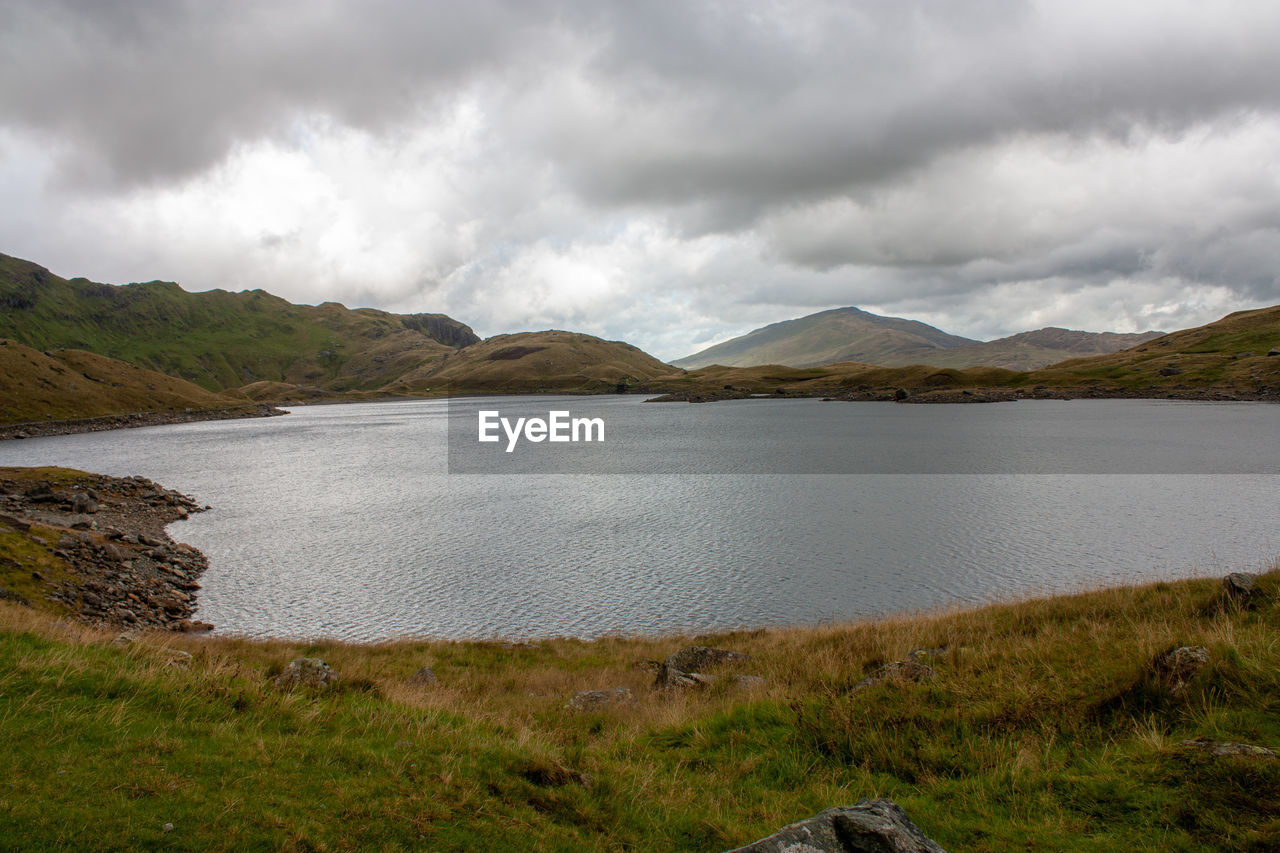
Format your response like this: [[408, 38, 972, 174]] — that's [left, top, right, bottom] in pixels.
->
[[0, 403, 287, 441], [0, 468, 215, 632], [647, 385, 1280, 404]]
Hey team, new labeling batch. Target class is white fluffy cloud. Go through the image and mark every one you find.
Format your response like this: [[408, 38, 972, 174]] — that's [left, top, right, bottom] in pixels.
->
[[2, 0, 1279, 359]]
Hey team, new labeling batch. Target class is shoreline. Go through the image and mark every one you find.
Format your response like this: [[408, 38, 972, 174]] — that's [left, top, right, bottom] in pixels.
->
[[0, 467, 215, 632], [0, 403, 287, 441]]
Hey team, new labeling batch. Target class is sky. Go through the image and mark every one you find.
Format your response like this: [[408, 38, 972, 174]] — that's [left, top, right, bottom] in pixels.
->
[[2, 1, 1279, 361]]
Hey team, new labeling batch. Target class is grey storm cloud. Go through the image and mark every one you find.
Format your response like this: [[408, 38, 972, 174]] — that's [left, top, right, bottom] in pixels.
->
[[2, 0, 1280, 357]]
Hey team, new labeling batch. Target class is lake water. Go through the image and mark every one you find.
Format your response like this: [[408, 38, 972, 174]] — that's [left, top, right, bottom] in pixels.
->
[[0, 397, 1276, 641]]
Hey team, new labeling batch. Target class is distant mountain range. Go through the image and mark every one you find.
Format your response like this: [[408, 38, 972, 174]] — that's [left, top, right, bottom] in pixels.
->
[[2, 249, 1277, 427], [673, 306, 1162, 370]]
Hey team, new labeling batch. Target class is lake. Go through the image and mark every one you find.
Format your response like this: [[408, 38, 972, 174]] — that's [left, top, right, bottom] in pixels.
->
[[1, 396, 1276, 641]]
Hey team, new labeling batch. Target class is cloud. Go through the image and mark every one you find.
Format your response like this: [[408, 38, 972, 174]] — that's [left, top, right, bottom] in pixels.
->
[[1, 0, 1279, 361]]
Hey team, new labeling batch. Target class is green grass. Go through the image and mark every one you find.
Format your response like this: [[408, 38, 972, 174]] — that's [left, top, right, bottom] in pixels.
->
[[0, 567, 1278, 851]]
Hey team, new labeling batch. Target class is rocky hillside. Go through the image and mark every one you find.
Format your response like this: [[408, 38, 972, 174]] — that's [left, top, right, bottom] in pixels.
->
[[0, 253, 478, 393]]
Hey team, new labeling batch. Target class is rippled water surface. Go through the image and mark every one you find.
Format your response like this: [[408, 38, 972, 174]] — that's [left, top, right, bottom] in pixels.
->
[[1, 397, 1276, 640]]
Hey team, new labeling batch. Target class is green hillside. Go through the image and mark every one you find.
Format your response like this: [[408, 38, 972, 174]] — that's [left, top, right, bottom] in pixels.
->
[[0, 253, 478, 393], [0, 339, 246, 425]]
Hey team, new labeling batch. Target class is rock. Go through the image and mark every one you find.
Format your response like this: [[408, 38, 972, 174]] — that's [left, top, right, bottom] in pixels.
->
[[274, 657, 337, 690], [408, 666, 438, 687], [665, 646, 751, 673], [163, 823, 174, 833], [1180, 739, 1277, 759], [174, 619, 214, 633], [893, 387, 910, 401], [69, 493, 98, 514], [69, 517, 94, 530], [1268, 348, 1280, 357], [655, 665, 719, 690], [721, 799, 946, 853], [166, 650, 194, 668], [852, 660, 937, 693], [111, 632, 136, 647], [1153, 645, 1209, 694], [566, 687, 635, 711], [1159, 366, 1182, 376], [906, 647, 947, 661], [1223, 572, 1262, 605]]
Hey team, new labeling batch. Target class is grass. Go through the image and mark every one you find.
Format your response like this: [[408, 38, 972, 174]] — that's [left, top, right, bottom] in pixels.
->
[[0, 568, 1278, 851]]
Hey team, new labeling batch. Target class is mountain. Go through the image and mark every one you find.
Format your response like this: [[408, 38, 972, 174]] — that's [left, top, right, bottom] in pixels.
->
[[0, 253, 479, 393], [672, 307, 976, 369], [653, 305, 1280, 401], [674, 306, 1162, 370], [0, 339, 242, 424], [384, 330, 675, 394]]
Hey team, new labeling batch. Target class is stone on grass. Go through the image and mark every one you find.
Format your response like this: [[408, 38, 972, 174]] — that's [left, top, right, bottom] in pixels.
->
[[1180, 739, 1277, 759], [566, 687, 635, 711], [408, 666, 438, 687], [721, 799, 946, 853], [665, 645, 750, 673], [1223, 572, 1262, 606], [274, 657, 336, 690], [1154, 646, 1209, 695]]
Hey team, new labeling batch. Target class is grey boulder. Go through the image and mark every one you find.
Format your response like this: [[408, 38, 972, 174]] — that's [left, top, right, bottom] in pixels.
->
[[722, 799, 945, 853]]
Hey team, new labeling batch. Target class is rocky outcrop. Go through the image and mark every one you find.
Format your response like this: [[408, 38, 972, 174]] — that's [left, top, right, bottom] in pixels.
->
[[0, 469, 212, 630], [654, 646, 757, 690], [722, 799, 946, 853], [275, 658, 337, 690]]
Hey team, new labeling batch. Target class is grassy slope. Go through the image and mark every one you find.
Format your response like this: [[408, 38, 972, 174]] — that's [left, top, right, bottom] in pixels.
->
[[0, 565, 1277, 851], [0, 339, 242, 424], [389, 330, 677, 394], [1011, 306, 1280, 392], [0, 253, 474, 393]]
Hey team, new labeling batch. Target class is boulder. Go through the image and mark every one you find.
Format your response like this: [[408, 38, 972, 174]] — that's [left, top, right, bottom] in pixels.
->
[[665, 646, 751, 673], [408, 666, 438, 687], [70, 493, 98, 514], [1153, 645, 1209, 695], [1223, 572, 1262, 605], [655, 665, 717, 690], [566, 687, 635, 711], [1268, 348, 1280, 357], [721, 799, 946, 853], [274, 657, 337, 690]]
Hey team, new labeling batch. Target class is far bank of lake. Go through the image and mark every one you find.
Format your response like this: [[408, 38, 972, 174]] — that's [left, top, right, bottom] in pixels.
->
[[0, 396, 1276, 640]]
